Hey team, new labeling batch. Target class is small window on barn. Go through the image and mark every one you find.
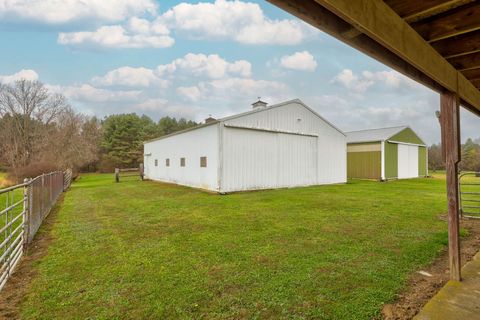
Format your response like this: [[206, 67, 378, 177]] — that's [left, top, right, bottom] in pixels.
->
[[166, 158, 170, 167], [200, 156, 207, 168], [180, 157, 186, 167], [154, 159, 158, 167]]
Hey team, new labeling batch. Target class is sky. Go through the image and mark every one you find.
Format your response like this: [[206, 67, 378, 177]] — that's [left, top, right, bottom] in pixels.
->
[[0, 0, 478, 144]]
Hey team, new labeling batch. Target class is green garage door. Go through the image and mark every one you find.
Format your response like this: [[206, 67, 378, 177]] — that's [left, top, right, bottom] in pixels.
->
[[347, 143, 381, 179]]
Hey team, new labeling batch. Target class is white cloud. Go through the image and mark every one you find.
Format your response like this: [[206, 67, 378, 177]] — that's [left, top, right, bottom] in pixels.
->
[[188, 77, 289, 105], [58, 84, 141, 103], [133, 98, 202, 119], [3, 0, 317, 51], [0, 0, 157, 25], [58, 22, 174, 49], [160, 0, 315, 45], [157, 53, 252, 79], [331, 69, 423, 94], [280, 51, 317, 71], [331, 69, 374, 94], [362, 70, 421, 90], [91, 66, 168, 88], [63, 52, 266, 118], [0, 69, 39, 84], [90, 53, 251, 92], [177, 86, 203, 102]]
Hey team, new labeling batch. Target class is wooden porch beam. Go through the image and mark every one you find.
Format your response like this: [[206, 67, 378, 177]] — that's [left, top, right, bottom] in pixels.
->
[[309, 0, 480, 111], [440, 91, 461, 281]]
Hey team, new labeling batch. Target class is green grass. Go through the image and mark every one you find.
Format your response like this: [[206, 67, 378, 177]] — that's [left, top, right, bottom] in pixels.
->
[[19, 174, 451, 319]]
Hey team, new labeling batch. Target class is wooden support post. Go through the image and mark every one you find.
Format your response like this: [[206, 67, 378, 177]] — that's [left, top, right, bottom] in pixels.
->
[[440, 91, 461, 281], [139, 164, 144, 181], [115, 168, 120, 183]]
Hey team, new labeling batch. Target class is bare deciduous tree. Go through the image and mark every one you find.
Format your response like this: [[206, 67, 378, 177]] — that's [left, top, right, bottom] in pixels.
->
[[0, 80, 67, 170], [0, 80, 101, 179]]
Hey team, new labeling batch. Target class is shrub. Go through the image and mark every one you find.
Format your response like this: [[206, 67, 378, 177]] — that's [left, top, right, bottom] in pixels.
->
[[10, 162, 60, 183]]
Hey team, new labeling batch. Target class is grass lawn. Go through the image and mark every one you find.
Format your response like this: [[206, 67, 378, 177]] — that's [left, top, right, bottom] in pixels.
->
[[19, 174, 451, 319]]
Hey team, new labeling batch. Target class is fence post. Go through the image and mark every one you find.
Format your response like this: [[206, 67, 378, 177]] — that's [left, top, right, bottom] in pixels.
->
[[115, 168, 120, 183], [23, 179, 30, 248], [41, 174, 45, 215], [29, 178, 33, 243], [50, 173, 53, 203]]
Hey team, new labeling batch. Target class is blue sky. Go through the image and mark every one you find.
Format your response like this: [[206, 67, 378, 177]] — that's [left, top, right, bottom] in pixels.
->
[[0, 0, 478, 144]]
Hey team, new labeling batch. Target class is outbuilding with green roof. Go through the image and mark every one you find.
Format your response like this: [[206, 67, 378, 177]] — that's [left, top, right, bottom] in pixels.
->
[[346, 126, 428, 181]]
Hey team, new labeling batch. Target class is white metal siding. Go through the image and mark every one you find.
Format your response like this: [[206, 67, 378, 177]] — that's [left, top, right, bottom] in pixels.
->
[[224, 102, 335, 136], [221, 128, 318, 192], [397, 144, 419, 179], [222, 101, 346, 191], [317, 132, 347, 184], [144, 124, 219, 191], [278, 134, 318, 186]]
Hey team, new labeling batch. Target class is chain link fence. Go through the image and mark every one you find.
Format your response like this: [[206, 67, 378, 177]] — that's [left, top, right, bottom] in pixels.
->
[[26, 172, 65, 243]]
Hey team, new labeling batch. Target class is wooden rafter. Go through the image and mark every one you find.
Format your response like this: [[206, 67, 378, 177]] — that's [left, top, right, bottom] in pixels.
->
[[384, 0, 474, 23], [471, 79, 480, 88], [432, 29, 480, 58], [448, 51, 480, 71], [462, 68, 480, 80], [411, 1, 480, 42]]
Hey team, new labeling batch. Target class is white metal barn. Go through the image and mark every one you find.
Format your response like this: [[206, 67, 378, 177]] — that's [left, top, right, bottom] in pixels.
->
[[143, 99, 347, 193]]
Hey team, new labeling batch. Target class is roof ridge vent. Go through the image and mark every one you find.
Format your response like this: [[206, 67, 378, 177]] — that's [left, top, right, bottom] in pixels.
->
[[205, 115, 216, 123], [252, 98, 268, 109]]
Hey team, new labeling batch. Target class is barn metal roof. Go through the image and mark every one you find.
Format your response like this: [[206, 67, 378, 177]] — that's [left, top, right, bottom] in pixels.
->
[[345, 126, 408, 143]]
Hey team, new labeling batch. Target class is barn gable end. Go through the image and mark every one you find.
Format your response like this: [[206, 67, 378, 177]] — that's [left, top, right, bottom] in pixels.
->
[[221, 99, 344, 138], [387, 127, 425, 145]]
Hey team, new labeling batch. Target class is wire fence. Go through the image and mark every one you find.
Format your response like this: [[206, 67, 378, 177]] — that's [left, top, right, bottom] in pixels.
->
[[0, 181, 28, 290], [0, 170, 71, 291], [26, 172, 65, 243], [459, 172, 480, 219]]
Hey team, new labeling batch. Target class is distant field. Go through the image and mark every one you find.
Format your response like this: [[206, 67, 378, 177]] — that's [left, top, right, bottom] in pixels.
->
[[0, 172, 9, 188], [17, 174, 452, 319]]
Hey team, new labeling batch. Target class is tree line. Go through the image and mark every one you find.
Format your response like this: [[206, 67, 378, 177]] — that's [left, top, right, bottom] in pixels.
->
[[0, 80, 197, 182], [3, 79, 480, 182], [429, 138, 480, 172]]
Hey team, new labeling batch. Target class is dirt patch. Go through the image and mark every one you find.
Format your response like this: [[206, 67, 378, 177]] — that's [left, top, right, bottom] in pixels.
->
[[382, 217, 480, 320], [0, 195, 63, 320]]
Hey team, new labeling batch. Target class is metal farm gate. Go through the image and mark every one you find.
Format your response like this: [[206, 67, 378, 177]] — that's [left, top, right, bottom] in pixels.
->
[[459, 172, 480, 219], [0, 171, 71, 291]]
